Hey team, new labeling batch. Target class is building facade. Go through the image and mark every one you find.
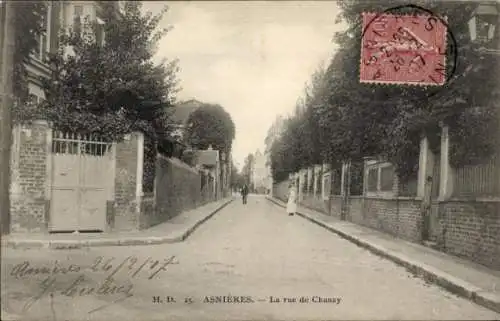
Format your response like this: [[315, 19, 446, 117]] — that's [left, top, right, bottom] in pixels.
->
[[252, 149, 271, 194]]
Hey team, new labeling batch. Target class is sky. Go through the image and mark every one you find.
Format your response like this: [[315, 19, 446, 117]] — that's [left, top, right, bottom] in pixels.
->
[[142, 1, 347, 170]]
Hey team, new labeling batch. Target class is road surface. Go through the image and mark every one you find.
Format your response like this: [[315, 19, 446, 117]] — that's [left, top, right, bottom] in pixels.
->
[[2, 195, 499, 320]]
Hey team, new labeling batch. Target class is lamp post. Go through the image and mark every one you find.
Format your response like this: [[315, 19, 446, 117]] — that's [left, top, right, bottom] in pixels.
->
[[468, 3, 500, 54], [468, 2, 500, 198]]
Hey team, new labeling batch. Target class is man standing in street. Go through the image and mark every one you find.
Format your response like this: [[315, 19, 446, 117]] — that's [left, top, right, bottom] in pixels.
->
[[241, 184, 249, 205]]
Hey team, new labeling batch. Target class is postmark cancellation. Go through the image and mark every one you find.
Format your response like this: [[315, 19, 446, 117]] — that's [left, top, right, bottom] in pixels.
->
[[360, 12, 448, 86]]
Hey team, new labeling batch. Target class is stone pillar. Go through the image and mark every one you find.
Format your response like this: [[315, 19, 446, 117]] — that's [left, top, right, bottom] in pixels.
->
[[113, 132, 144, 231], [340, 162, 348, 196], [10, 121, 51, 233], [298, 170, 305, 202], [417, 136, 435, 198], [313, 165, 320, 198], [439, 126, 454, 200]]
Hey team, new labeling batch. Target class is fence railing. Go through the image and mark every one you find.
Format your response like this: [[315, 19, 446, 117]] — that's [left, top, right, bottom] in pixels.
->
[[52, 131, 112, 156], [453, 155, 500, 198]]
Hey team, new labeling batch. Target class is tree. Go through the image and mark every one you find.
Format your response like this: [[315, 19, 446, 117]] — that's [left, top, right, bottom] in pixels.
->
[[241, 153, 255, 185], [39, 1, 179, 141], [315, 0, 500, 179], [230, 162, 245, 189], [185, 103, 236, 157]]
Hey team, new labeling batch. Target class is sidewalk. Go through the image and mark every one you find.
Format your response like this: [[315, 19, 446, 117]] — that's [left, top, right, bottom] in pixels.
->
[[267, 196, 500, 313], [1, 198, 233, 250]]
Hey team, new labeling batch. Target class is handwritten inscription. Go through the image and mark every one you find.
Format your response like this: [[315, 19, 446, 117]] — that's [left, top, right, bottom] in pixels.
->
[[11, 255, 178, 280], [10, 255, 179, 314]]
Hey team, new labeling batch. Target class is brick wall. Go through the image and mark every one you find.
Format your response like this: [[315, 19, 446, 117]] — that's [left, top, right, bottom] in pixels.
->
[[436, 201, 500, 269], [346, 197, 364, 223], [142, 156, 204, 228], [272, 172, 500, 270], [357, 198, 422, 242], [10, 122, 50, 233], [302, 195, 329, 214], [113, 133, 140, 231], [329, 196, 343, 218]]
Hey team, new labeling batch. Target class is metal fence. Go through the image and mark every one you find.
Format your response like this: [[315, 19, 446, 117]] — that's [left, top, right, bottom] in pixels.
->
[[452, 155, 500, 198]]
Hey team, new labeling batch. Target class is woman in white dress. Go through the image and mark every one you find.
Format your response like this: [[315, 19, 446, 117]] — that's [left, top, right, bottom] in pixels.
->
[[286, 182, 297, 216]]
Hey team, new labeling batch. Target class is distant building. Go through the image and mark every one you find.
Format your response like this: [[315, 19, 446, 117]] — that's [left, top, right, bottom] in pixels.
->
[[24, 1, 116, 109], [252, 149, 271, 194], [263, 116, 285, 194], [170, 99, 204, 142], [193, 146, 220, 200]]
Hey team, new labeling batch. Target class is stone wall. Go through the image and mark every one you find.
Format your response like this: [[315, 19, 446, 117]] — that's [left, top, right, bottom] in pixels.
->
[[302, 195, 329, 214], [146, 156, 203, 228]]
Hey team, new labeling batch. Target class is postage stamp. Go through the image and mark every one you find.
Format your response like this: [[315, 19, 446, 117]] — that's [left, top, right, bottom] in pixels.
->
[[360, 12, 448, 86]]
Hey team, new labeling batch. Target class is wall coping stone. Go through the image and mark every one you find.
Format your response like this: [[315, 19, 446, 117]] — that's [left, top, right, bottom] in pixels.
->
[[157, 154, 199, 175], [443, 198, 500, 204]]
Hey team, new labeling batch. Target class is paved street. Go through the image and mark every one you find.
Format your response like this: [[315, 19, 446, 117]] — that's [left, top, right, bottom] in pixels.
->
[[2, 195, 499, 321]]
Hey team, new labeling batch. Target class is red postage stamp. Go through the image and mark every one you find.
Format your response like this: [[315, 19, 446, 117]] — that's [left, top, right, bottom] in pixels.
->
[[360, 12, 447, 86]]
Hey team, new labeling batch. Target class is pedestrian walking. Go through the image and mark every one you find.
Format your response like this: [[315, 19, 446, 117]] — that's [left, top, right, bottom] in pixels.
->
[[286, 182, 297, 216], [241, 184, 249, 205]]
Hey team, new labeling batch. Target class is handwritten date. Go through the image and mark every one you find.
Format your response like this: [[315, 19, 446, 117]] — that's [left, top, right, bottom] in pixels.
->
[[10, 255, 179, 280]]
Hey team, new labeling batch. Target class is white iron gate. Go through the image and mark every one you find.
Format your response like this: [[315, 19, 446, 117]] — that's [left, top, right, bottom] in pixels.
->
[[49, 132, 115, 232]]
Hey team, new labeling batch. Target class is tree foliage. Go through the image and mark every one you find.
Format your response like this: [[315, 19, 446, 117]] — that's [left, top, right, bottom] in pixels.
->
[[269, 0, 500, 183], [230, 162, 246, 189], [241, 153, 255, 184], [268, 68, 329, 183], [185, 103, 236, 157], [38, 1, 179, 141]]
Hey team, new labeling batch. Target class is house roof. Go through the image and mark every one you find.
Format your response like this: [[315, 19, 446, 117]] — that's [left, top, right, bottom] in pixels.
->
[[170, 99, 204, 125]]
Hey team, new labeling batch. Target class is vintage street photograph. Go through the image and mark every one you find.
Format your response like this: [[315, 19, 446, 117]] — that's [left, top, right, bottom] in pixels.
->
[[1, 0, 500, 320]]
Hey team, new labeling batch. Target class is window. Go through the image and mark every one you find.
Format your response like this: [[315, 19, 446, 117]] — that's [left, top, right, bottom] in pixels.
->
[[27, 93, 44, 106], [28, 94, 38, 106], [365, 161, 396, 195], [33, 3, 51, 61], [380, 165, 395, 191]]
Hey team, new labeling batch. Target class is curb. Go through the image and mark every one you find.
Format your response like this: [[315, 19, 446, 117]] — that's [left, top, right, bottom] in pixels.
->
[[3, 199, 233, 250], [266, 197, 500, 314]]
